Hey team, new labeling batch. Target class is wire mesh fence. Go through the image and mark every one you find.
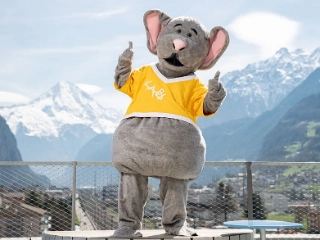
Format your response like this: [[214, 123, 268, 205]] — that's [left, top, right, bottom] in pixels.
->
[[252, 162, 320, 237], [1, 161, 320, 239], [0, 163, 73, 238]]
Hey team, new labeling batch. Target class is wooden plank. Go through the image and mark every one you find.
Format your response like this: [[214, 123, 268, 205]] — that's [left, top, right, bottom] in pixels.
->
[[42, 229, 253, 240]]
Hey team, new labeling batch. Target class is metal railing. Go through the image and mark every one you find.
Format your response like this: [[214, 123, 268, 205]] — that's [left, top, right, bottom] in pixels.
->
[[1, 161, 320, 238]]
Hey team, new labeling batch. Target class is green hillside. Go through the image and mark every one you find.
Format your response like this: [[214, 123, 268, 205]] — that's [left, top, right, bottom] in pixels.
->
[[203, 68, 320, 162], [257, 92, 320, 162]]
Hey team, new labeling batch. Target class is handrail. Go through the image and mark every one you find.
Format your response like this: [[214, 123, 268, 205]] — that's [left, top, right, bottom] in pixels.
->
[[2, 161, 319, 166]]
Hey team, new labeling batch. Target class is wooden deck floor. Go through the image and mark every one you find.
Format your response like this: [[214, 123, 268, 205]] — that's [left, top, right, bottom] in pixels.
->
[[42, 229, 253, 240]]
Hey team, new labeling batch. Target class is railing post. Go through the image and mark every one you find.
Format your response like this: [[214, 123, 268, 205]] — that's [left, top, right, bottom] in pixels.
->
[[71, 161, 77, 231], [246, 162, 253, 220]]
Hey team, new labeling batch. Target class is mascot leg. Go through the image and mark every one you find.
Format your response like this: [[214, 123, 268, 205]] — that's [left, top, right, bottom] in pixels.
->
[[113, 172, 148, 237], [160, 177, 197, 236]]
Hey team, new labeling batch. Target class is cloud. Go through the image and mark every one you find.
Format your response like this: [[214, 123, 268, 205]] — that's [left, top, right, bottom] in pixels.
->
[[17, 34, 145, 56], [0, 7, 128, 25], [76, 83, 103, 94], [69, 8, 128, 19], [228, 12, 300, 56], [19, 45, 112, 55], [0, 91, 30, 104]]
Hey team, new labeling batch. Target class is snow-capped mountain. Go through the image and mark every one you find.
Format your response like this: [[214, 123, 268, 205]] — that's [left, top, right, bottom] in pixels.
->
[[223, 47, 320, 108], [199, 47, 320, 127], [0, 80, 122, 138], [0, 81, 123, 161]]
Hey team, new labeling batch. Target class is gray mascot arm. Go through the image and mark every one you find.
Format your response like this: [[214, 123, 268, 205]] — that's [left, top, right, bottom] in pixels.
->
[[114, 41, 134, 88], [203, 71, 227, 115], [198, 26, 229, 116]]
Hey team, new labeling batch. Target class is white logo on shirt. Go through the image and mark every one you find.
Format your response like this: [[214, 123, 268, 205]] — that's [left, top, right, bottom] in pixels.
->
[[144, 80, 166, 100]]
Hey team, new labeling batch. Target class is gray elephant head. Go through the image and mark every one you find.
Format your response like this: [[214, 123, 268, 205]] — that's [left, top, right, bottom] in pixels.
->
[[143, 9, 230, 78]]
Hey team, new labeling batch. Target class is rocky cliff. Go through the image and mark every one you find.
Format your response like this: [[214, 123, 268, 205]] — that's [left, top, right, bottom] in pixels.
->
[[0, 115, 50, 187]]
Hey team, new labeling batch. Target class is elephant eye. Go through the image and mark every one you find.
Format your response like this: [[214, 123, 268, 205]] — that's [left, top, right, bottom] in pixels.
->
[[177, 29, 181, 34], [187, 33, 192, 37]]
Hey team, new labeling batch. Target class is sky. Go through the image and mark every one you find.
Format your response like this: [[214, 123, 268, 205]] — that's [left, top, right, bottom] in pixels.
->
[[0, 0, 319, 112]]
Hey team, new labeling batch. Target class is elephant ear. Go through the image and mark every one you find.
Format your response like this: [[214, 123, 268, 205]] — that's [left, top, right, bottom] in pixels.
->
[[143, 9, 172, 55], [200, 26, 230, 70]]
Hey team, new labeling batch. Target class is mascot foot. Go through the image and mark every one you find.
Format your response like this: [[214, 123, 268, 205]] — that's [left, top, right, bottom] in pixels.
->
[[112, 226, 143, 238], [166, 226, 197, 236]]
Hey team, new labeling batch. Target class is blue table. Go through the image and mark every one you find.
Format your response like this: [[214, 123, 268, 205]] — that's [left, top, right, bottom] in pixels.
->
[[223, 220, 303, 240]]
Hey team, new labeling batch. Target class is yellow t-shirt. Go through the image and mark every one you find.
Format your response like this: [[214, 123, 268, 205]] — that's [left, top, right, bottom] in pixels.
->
[[115, 63, 213, 127]]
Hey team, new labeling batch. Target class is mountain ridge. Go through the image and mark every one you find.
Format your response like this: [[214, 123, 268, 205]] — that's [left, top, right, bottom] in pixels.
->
[[0, 80, 123, 161], [199, 47, 320, 127], [0, 115, 50, 186], [257, 91, 320, 162], [0, 80, 123, 138], [203, 67, 320, 161]]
